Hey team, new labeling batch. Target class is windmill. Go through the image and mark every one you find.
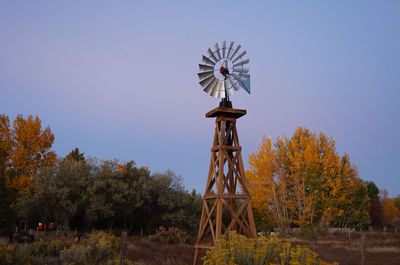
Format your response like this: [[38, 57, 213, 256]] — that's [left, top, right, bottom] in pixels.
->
[[194, 42, 256, 264]]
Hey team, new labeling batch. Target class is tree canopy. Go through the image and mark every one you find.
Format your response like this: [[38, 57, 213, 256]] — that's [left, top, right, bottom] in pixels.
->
[[247, 126, 369, 232], [0, 114, 55, 191]]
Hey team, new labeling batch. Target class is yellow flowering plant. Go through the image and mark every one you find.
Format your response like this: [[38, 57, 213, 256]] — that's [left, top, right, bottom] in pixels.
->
[[203, 232, 337, 265]]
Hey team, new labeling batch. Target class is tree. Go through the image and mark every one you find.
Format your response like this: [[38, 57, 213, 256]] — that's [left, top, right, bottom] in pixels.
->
[[381, 189, 400, 227], [87, 160, 152, 232], [6, 115, 56, 191], [0, 115, 13, 234], [393, 195, 400, 212], [65, 148, 85, 162], [365, 181, 382, 227], [247, 126, 369, 232], [15, 158, 93, 231], [0, 115, 12, 180]]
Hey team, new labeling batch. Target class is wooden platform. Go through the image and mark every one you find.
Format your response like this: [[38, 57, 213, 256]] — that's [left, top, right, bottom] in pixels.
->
[[205, 107, 246, 119]]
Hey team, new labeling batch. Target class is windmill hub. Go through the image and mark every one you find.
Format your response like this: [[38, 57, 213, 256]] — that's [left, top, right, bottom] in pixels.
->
[[219, 66, 229, 76]]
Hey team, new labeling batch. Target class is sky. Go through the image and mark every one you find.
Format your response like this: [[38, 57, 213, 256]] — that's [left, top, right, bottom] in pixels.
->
[[1, 1, 399, 196]]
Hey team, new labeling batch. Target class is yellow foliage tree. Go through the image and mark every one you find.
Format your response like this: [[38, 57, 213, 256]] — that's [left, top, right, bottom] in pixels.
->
[[0, 115, 13, 180], [381, 189, 400, 226], [247, 126, 369, 232], [0, 114, 56, 191]]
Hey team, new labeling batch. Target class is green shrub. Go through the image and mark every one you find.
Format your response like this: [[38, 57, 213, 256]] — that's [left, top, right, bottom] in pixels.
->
[[29, 239, 71, 257], [203, 232, 338, 265], [60, 231, 132, 265], [149, 226, 189, 244]]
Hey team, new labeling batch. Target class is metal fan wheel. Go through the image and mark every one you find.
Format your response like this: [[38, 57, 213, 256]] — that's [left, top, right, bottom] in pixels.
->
[[198, 41, 250, 99]]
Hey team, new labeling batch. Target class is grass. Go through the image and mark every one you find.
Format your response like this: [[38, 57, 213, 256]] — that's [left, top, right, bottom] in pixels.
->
[[286, 232, 400, 265], [124, 232, 400, 265], [125, 235, 194, 265]]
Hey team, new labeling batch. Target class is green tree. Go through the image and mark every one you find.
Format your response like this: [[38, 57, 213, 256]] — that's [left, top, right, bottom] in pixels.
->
[[16, 158, 93, 231], [393, 195, 400, 212], [65, 147, 85, 162], [87, 160, 152, 232], [365, 181, 382, 227]]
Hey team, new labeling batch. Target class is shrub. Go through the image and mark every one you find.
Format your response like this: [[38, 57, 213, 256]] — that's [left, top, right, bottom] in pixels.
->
[[60, 231, 132, 265], [149, 226, 189, 244], [203, 232, 338, 265], [29, 239, 71, 257], [0, 245, 32, 265]]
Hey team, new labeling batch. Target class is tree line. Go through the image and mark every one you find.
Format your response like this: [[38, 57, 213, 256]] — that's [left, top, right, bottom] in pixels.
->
[[0, 114, 201, 236], [1, 115, 399, 237]]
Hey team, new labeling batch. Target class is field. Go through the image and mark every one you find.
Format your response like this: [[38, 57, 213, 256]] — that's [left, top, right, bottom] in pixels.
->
[[123, 233, 400, 265], [124, 232, 400, 265], [286, 233, 400, 265], [1, 231, 399, 265]]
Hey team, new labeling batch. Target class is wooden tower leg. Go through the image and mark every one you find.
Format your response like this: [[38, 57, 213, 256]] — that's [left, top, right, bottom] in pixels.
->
[[193, 106, 257, 264]]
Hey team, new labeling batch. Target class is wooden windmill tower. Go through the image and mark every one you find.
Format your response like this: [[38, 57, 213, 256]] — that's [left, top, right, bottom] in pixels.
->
[[194, 41, 256, 264]]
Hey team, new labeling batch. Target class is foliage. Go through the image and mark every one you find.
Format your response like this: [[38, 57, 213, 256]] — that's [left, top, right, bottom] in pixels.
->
[[11, 151, 201, 235], [0, 245, 32, 265], [5, 115, 56, 191], [0, 175, 12, 235], [381, 189, 400, 227], [149, 226, 189, 244], [12, 158, 93, 230], [0, 116, 14, 235], [29, 239, 71, 257], [138, 170, 201, 235], [203, 232, 337, 265], [393, 195, 400, 212], [86, 160, 153, 231], [247, 127, 369, 232], [0, 115, 12, 181], [65, 148, 85, 162], [366, 181, 383, 227], [60, 231, 133, 265]]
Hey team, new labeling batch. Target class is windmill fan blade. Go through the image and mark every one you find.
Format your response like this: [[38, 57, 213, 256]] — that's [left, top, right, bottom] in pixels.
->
[[229, 44, 241, 60], [207, 48, 218, 62], [224, 80, 235, 97], [198, 71, 214, 80], [240, 73, 251, 94], [203, 78, 218, 95], [222, 41, 226, 58], [232, 50, 247, 63], [202, 55, 215, 66], [198, 42, 250, 99], [231, 73, 246, 83], [226, 41, 234, 59], [228, 76, 242, 91], [233, 59, 249, 67], [218, 80, 226, 98], [199, 75, 215, 88], [233, 67, 249, 73], [214, 43, 222, 60], [199, 64, 214, 71], [211, 80, 220, 98]]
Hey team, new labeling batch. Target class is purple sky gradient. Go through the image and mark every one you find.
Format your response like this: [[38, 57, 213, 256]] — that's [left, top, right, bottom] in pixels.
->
[[1, 1, 399, 196]]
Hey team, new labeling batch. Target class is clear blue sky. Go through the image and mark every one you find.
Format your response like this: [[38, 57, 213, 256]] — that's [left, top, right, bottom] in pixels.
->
[[1, 1, 399, 196]]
